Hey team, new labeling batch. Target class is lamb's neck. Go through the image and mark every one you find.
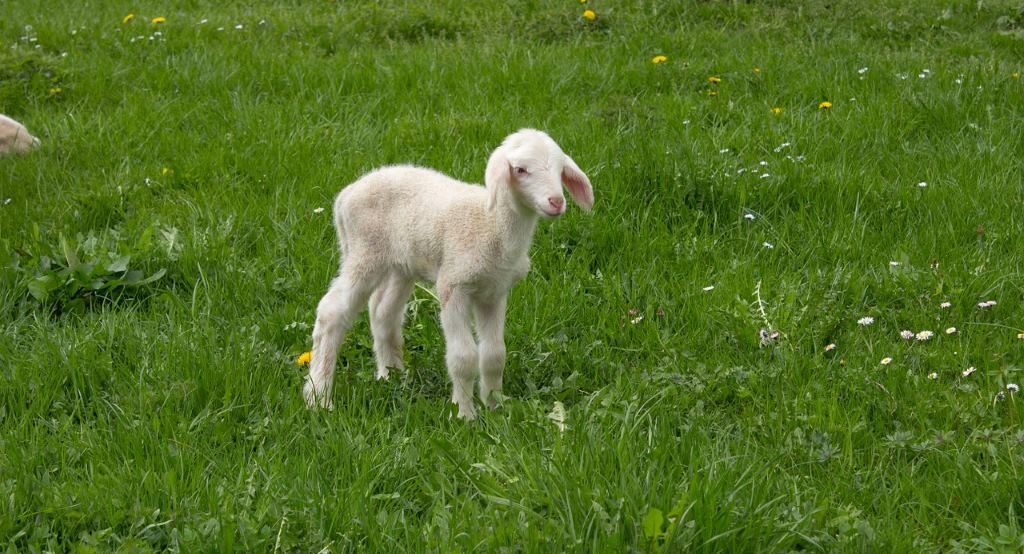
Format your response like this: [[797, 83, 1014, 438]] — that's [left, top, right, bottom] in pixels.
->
[[492, 197, 539, 259]]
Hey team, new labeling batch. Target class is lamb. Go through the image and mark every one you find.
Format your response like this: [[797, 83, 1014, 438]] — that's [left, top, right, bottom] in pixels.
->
[[304, 129, 594, 419], [0, 114, 41, 155]]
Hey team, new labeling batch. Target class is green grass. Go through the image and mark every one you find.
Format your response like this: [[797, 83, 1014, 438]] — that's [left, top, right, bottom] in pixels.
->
[[2, 0, 1024, 551]]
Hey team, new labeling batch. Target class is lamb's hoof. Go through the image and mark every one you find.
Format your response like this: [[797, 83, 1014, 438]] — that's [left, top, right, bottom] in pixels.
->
[[303, 380, 334, 410], [453, 400, 476, 421], [483, 390, 504, 410], [375, 368, 390, 381]]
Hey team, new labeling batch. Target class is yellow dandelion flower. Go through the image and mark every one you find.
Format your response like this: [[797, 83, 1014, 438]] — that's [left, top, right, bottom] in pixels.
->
[[122, 13, 135, 24], [583, 9, 596, 21], [161, 167, 172, 176], [297, 351, 312, 366], [651, 55, 668, 64], [708, 76, 722, 84], [772, 107, 783, 115], [580, 0, 587, 3], [49, 87, 62, 95], [707, 90, 718, 97], [753, 67, 761, 74], [818, 101, 833, 109], [151, 16, 166, 24]]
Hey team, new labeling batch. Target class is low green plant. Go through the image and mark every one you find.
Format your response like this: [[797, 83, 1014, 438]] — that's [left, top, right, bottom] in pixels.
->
[[11, 232, 165, 314]]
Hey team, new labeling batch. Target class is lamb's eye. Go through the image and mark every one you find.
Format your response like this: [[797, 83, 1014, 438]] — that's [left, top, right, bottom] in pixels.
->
[[514, 167, 529, 176]]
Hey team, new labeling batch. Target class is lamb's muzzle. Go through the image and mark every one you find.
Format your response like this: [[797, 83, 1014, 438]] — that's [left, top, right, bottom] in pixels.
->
[[303, 129, 594, 419]]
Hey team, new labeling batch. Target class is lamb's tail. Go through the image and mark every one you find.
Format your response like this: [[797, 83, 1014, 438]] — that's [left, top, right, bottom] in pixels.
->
[[332, 189, 350, 258]]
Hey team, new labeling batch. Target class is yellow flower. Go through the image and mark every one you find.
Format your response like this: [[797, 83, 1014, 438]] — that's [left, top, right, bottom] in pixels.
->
[[49, 87, 62, 95], [122, 13, 135, 24], [707, 90, 718, 97], [651, 55, 667, 64], [161, 167, 172, 176], [708, 76, 721, 84], [1014, 72, 1021, 79], [297, 351, 312, 366], [1017, 331, 1024, 340], [151, 16, 166, 24], [582, 9, 596, 21], [580, 0, 587, 3], [818, 101, 833, 109], [880, 357, 893, 365], [753, 67, 761, 74], [772, 107, 783, 115]]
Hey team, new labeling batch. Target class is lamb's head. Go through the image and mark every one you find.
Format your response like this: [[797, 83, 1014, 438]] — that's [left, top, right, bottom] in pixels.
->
[[484, 129, 594, 218]]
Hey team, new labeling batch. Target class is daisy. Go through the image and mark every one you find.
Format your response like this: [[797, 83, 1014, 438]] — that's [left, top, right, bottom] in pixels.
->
[[962, 366, 976, 377], [915, 330, 934, 341], [940, 302, 951, 309], [880, 357, 893, 365], [701, 285, 715, 292], [945, 327, 957, 335], [858, 316, 875, 326], [313, 207, 325, 214], [824, 343, 836, 352], [928, 372, 938, 380], [900, 330, 914, 340]]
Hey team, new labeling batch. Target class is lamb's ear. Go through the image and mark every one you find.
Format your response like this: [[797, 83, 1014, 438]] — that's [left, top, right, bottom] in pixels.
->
[[484, 145, 510, 211], [562, 155, 594, 212]]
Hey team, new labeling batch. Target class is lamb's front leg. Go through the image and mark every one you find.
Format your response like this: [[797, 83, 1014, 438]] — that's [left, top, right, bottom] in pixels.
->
[[474, 296, 507, 409], [440, 285, 478, 420]]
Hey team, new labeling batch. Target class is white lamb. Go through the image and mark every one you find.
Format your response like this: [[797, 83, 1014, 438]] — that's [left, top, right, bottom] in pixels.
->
[[304, 129, 594, 419], [0, 114, 41, 155]]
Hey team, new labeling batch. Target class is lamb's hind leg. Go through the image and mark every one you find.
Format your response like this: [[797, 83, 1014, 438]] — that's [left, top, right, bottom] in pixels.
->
[[368, 273, 414, 380], [305, 263, 380, 409]]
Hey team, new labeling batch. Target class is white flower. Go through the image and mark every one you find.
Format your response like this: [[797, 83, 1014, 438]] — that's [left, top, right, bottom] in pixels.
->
[[977, 300, 997, 309], [763, 241, 774, 249], [630, 315, 644, 325], [900, 330, 915, 340], [199, 18, 209, 24], [880, 357, 893, 365], [547, 401, 567, 432], [759, 329, 781, 346], [857, 67, 868, 74], [962, 366, 976, 377], [772, 142, 791, 153], [928, 372, 938, 380], [759, 173, 771, 179], [235, 23, 244, 30], [824, 343, 836, 352], [917, 181, 927, 188], [719, 148, 730, 154], [945, 327, 957, 335], [889, 261, 901, 267], [313, 207, 325, 214], [743, 213, 756, 220], [1008, 383, 1020, 393], [858, 316, 875, 326], [915, 330, 934, 341], [1017, 332, 1024, 340], [940, 302, 951, 309], [702, 285, 715, 292], [682, 119, 690, 125], [759, 160, 768, 166]]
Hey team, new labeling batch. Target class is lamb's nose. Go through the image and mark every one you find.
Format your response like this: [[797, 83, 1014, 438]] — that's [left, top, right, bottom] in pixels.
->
[[548, 197, 565, 210]]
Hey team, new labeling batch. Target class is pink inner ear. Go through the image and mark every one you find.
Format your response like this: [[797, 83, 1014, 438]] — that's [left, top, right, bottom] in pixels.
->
[[562, 164, 594, 212]]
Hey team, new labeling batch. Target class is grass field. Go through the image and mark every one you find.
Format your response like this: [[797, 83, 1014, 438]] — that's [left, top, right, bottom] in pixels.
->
[[3, 0, 1024, 551]]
